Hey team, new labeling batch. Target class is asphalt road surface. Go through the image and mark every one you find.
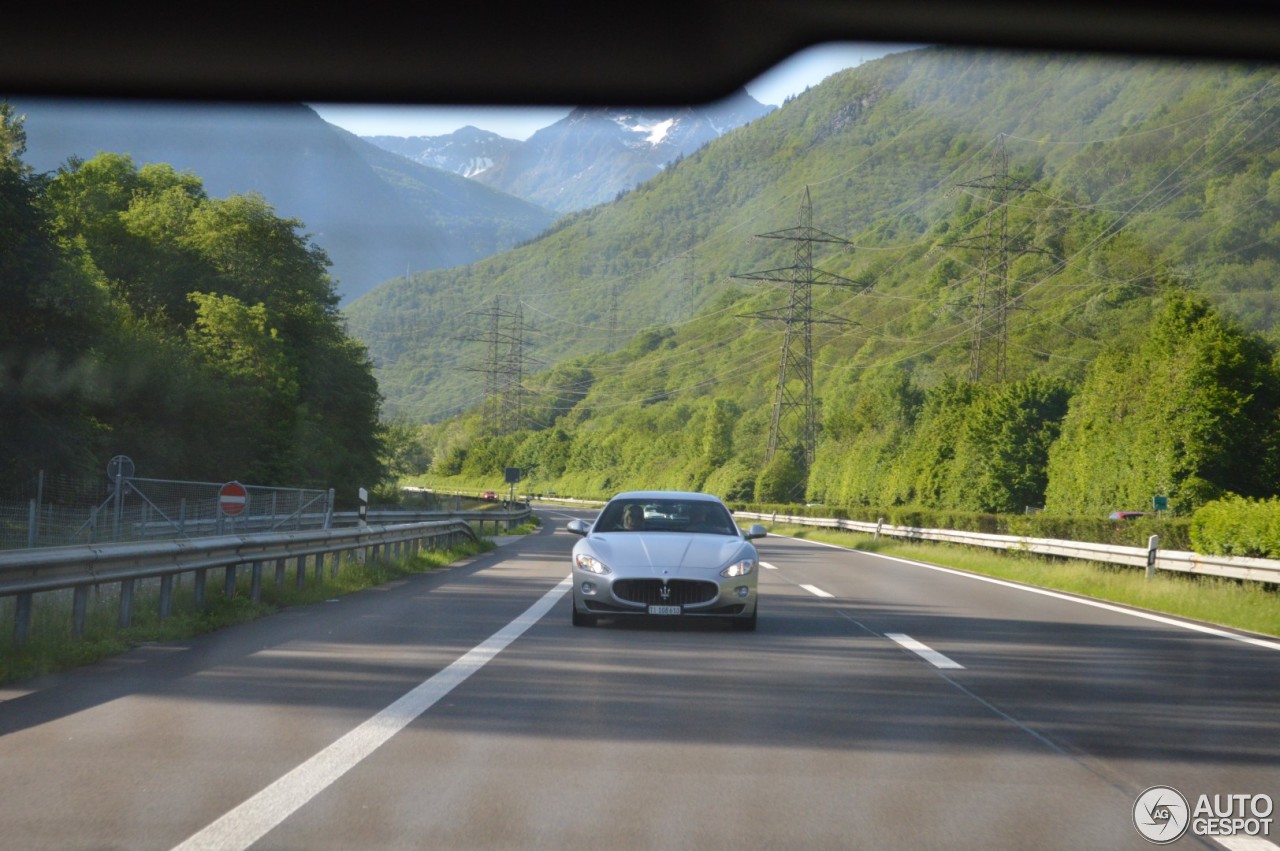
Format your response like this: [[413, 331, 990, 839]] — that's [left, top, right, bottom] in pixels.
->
[[1, 505, 1277, 850]]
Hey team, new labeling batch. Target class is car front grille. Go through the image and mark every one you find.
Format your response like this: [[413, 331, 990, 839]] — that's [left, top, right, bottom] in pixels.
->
[[612, 578, 718, 606]]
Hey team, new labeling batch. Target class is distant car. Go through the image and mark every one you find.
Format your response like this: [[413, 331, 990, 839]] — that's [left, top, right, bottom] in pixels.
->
[[1108, 511, 1146, 520], [566, 490, 767, 630], [481, 490, 498, 501]]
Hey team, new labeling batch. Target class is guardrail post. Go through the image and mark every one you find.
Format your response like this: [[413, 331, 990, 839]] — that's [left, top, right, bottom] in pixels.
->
[[159, 575, 173, 620], [250, 561, 263, 602], [194, 568, 207, 609], [313, 552, 324, 584], [14, 592, 32, 645], [295, 555, 306, 589], [875, 517, 884, 541], [223, 565, 237, 599], [1146, 535, 1160, 580], [274, 558, 286, 586], [73, 585, 89, 636], [119, 579, 135, 627]]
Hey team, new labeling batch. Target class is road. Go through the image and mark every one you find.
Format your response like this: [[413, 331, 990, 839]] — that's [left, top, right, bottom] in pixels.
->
[[1, 505, 1277, 850]]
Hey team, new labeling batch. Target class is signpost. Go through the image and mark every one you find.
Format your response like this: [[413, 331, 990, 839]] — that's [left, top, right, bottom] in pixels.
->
[[218, 481, 249, 517]]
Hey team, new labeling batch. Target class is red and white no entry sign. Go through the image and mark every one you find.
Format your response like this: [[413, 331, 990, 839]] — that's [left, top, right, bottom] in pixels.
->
[[218, 481, 249, 516]]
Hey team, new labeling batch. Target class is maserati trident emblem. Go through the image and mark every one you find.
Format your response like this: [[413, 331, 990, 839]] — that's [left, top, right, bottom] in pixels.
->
[[659, 584, 671, 601]]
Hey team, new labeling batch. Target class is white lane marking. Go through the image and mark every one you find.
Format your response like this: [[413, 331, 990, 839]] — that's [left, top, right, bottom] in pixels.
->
[[791, 537, 1280, 652], [800, 584, 834, 598], [760, 561, 778, 570], [885, 632, 965, 669], [1215, 838, 1280, 851], [170, 575, 573, 851]]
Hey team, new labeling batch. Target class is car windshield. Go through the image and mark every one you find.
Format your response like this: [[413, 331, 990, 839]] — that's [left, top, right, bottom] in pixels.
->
[[596, 499, 737, 535], [6, 8, 1280, 850]]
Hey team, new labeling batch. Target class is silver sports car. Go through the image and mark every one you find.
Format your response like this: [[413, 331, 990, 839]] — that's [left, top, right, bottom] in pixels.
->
[[566, 490, 768, 630]]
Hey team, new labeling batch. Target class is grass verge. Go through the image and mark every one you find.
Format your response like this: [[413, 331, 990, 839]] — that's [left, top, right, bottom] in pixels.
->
[[0, 538, 496, 687], [770, 525, 1280, 638]]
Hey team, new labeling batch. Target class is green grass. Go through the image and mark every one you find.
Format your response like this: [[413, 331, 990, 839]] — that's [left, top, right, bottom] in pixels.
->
[[771, 525, 1280, 638], [0, 538, 496, 687]]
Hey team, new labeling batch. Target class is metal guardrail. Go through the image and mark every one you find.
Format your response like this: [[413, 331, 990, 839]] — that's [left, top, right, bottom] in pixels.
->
[[0, 506, 532, 645], [736, 512, 1280, 585]]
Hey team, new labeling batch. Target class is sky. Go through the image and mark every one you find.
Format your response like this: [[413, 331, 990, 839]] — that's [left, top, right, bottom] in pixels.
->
[[309, 42, 919, 141]]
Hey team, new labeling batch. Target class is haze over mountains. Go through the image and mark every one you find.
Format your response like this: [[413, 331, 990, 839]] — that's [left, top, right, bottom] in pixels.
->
[[362, 90, 774, 212], [11, 100, 556, 304], [12, 91, 774, 303]]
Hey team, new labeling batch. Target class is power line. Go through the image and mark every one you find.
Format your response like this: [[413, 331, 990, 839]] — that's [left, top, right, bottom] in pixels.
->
[[732, 186, 868, 476], [943, 135, 1044, 384], [459, 296, 536, 436]]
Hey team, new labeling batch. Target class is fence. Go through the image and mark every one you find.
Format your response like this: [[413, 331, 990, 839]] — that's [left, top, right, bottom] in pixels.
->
[[1, 470, 335, 550]]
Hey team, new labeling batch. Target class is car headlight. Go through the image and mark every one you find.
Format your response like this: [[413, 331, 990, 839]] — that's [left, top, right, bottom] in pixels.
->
[[575, 553, 611, 575], [720, 558, 757, 577]]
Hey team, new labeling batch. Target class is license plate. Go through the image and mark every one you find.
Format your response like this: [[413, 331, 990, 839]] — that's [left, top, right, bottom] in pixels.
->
[[647, 605, 682, 616]]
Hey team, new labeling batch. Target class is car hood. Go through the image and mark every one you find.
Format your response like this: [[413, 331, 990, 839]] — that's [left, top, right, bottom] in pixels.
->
[[584, 532, 752, 575]]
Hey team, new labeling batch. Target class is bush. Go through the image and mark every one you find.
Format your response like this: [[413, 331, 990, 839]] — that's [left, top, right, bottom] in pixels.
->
[[1191, 494, 1280, 557]]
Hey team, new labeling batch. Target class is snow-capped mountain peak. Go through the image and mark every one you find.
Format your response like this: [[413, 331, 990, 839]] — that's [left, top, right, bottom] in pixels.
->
[[362, 89, 773, 213]]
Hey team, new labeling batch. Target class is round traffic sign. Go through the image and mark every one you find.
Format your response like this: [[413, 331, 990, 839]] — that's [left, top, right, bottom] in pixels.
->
[[107, 455, 135, 480], [218, 481, 249, 517]]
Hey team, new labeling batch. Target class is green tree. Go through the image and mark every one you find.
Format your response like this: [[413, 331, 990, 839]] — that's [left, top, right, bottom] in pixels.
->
[[943, 376, 1072, 513], [33, 151, 383, 489], [0, 103, 110, 483], [1045, 293, 1280, 514]]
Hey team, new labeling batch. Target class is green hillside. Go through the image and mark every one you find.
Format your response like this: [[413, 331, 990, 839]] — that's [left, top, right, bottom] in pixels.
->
[[349, 47, 1280, 516]]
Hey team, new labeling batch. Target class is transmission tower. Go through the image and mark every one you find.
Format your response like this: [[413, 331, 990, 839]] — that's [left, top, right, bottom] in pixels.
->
[[460, 297, 534, 435], [732, 187, 868, 472], [607, 282, 620, 352], [945, 135, 1037, 384], [674, 232, 697, 323]]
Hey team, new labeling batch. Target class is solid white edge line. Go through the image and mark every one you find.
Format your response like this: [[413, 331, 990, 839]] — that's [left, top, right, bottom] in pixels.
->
[[800, 584, 834, 598], [170, 575, 573, 851], [884, 632, 965, 669], [760, 561, 778, 570], [774, 535, 1280, 652]]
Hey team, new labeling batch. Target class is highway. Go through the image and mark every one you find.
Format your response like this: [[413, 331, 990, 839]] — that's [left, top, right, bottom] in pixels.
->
[[1, 505, 1276, 850]]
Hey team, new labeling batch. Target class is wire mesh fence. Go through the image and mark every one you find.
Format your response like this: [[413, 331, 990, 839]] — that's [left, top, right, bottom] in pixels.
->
[[1, 469, 333, 550]]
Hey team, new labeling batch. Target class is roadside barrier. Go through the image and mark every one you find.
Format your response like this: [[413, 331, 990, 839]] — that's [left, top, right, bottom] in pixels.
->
[[0, 506, 531, 645], [736, 511, 1280, 586]]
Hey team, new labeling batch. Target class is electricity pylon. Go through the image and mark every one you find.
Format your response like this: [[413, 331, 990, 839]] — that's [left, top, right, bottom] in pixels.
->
[[461, 297, 534, 435], [945, 135, 1037, 384], [732, 187, 867, 472]]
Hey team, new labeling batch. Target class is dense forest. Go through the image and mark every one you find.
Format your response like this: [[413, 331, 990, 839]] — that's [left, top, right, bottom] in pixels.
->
[[0, 103, 385, 496], [352, 49, 1280, 527]]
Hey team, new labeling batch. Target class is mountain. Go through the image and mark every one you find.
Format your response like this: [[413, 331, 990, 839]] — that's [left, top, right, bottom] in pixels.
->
[[344, 46, 1280, 435], [363, 90, 774, 212], [11, 100, 557, 303], [365, 126, 522, 178]]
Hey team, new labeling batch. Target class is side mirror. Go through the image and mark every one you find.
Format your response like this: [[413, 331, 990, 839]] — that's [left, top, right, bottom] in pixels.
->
[[744, 524, 768, 540], [566, 519, 590, 537]]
